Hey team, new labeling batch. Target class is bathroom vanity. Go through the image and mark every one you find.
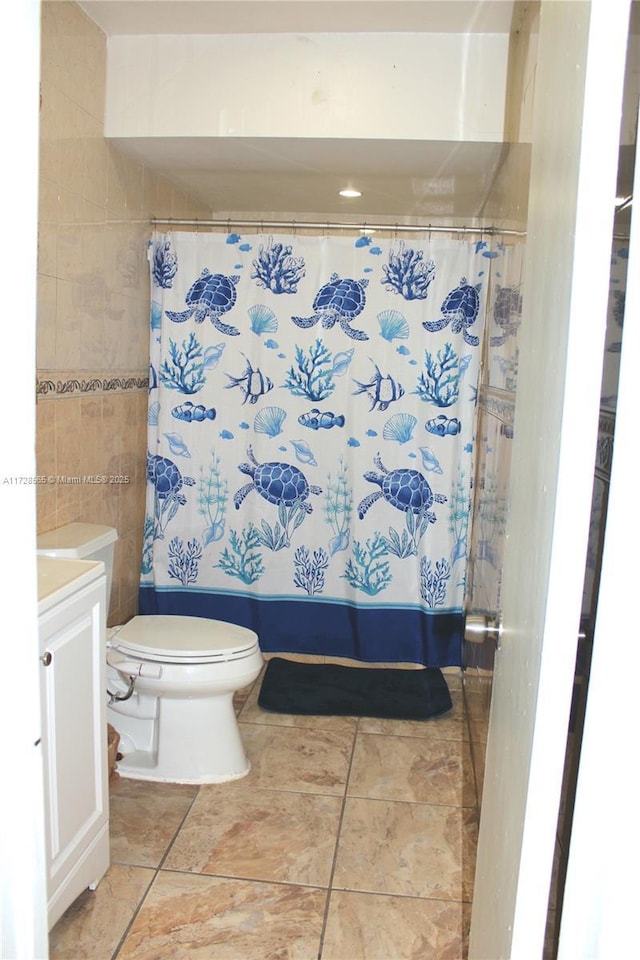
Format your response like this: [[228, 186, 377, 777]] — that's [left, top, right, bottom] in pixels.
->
[[37, 556, 109, 929]]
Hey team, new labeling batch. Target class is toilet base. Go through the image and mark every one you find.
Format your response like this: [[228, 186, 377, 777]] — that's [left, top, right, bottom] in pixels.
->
[[109, 690, 252, 784]]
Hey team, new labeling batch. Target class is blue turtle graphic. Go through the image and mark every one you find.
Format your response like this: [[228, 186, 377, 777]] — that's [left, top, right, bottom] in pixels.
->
[[166, 268, 241, 336], [357, 453, 447, 521], [234, 445, 322, 513], [292, 273, 369, 341], [147, 453, 196, 538], [423, 277, 482, 346], [147, 454, 195, 501]]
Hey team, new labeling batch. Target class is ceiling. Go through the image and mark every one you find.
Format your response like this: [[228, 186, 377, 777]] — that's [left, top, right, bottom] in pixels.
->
[[78, 1, 523, 221]]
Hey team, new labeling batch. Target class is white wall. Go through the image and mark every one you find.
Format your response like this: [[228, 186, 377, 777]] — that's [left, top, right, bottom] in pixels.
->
[[105, 32, 509, 141]]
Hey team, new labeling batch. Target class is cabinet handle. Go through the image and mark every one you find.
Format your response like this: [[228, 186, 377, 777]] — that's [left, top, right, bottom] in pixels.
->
[[40, 651, 52, 667]]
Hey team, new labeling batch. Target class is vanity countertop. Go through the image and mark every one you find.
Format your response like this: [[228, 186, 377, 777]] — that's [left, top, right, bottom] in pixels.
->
[[37, 556, 105, 615]]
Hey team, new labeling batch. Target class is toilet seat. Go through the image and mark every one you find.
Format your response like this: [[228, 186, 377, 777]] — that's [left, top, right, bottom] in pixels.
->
[[110, 615, 259, 664]]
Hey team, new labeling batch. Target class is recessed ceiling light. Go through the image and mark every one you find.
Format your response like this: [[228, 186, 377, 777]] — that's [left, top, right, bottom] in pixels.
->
[[339, 188, 362, 198]]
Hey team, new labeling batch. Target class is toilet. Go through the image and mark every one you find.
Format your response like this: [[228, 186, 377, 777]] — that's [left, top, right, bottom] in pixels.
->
[[36, 522, 263, 784]]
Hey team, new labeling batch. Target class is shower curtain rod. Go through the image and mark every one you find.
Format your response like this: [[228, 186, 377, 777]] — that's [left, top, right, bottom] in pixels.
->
[[150, 217, 527, 237]]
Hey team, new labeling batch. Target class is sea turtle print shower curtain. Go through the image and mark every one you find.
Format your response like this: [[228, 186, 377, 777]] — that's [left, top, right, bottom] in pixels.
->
[[139, 230, 501, 666]]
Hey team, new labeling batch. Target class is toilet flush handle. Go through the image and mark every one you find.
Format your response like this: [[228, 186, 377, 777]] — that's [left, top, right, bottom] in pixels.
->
[[106, 649, 163, 679]]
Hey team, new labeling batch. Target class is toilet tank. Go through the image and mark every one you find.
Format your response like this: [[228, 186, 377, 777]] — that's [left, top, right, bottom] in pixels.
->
[[36, 523, 118, 617]]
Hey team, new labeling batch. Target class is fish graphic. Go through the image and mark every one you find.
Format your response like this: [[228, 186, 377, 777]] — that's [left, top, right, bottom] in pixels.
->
[[225, 355, 274, 405], [171, 402, 216, 423], [352, 362, 405, 412], [298, 408, 346, 430], [425, 415, 462, 437]]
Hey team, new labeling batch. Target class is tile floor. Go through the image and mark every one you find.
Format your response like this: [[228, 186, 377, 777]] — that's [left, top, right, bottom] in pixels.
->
[[49, 664, 486, 960]]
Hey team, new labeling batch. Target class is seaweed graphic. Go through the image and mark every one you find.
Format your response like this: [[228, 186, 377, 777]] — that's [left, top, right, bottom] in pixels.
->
[[342, 533, 392, 595], [420, 556, 451, 607], [151, 237, 178, 289], [283, 338, 335, 401], [293, 546, 329, 595], [382, 510, 433, 559], [251, 237, 306, 294], [255, 501, 308, 552], [167, 537, 203, 586], [140, 515, 155, 575], [160, 332, 207, 394], [198, 451, 228, 546], [324, 457, 352, 555], [381, 241, 436, 301], [217, 524, 265, 584], [449, 467, 470, 564], [414, 342, 460, 407]]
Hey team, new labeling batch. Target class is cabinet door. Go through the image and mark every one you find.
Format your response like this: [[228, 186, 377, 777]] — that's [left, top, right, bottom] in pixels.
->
[[39, 579, 108, 906]]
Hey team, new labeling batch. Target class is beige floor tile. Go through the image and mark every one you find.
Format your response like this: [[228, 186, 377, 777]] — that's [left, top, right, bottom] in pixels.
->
[[109, 777, 198, 867], [348, 733, 476, 807], [117, 872, 326, 959], [321, 890, 471, 960], [238, 678, 359, 733], [358, 689, 468, 741], [334, 797, 477, 902], [239, 722, 355, 795], [49, 863, 154, 958], [164, 783, 342, 887]]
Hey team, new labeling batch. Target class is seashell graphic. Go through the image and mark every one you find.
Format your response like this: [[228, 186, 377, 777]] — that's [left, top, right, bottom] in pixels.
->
[[248, 303, 278, 336], [328, 529, 350, 556], [331, 348, 355, 376], [254, 405, 287, 438], [290, 439, 318, 466], [419, 446, 444, 474], [163, 432, 191, 458], [203, 343, 225, 369], [382, 413, 417, 444], [147, 400, 160, 425], [377, 309, 410, 342]]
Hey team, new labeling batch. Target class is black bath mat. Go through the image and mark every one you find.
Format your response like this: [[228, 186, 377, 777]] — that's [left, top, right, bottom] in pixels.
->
[[257, 657, 452, 720]]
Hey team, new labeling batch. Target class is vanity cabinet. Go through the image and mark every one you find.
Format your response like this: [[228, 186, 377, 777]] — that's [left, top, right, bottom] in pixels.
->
[[37, 558, 109, 929]]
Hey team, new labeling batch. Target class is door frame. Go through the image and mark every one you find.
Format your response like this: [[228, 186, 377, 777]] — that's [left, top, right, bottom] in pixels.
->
[[469, 1, 631, 956]]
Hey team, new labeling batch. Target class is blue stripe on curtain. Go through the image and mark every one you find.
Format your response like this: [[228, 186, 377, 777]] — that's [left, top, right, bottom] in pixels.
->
[[138, 585, 464, 665]]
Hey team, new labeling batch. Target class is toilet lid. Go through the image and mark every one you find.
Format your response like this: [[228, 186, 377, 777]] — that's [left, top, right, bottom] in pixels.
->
[[110, 615, 259, 663]]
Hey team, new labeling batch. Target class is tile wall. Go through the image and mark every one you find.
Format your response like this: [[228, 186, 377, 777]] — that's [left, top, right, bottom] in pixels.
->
[[36, 1, 210, 624]]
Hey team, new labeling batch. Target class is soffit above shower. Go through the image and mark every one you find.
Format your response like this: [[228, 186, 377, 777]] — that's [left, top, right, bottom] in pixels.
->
[[78, 1, 517, 37], [78, 0, 528, 222]]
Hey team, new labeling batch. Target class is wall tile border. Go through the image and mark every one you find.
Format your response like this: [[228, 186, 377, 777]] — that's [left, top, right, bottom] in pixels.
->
[[36, 370, 149, 398], [479, 385, 516, 427]]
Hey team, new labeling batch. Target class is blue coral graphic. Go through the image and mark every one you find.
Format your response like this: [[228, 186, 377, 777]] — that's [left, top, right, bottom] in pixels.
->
[[251, 237, 306, 294], [167, 537, 203, 586], [160, 333, 208, 395], [293, 546, 329, 595], [419, 556, 451, 607], [381, 242, 436, 300], [283, 338, 336, 401], [414, 343, 461, 407], [151, 238, 178, 289]]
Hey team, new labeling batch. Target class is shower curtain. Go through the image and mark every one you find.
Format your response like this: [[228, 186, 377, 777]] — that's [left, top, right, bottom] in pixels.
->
[[139, 230, 498, 666]]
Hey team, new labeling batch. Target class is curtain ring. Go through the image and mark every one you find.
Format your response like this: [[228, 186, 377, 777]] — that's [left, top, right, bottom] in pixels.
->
[[260, 219, 264, 234], [292, 219, 296, 236], [226, 218, 231, 235], [394, 222, 398, 240]]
